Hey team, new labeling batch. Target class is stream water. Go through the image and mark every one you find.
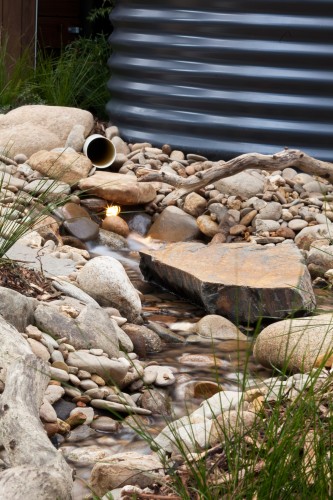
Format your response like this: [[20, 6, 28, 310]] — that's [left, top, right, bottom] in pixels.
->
[[63, 234, 333, 498]]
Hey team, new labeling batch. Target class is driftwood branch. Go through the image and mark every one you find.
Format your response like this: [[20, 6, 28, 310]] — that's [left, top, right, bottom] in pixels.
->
[[138, 149, 333, 205], [0, 315, 73, 499]]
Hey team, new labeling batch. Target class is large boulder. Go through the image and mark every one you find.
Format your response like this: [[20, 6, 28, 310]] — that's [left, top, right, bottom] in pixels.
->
[[28, 150, 92, 184], [148, 206, 201, 242], [254, 313, 333, 372], [78, 172, 156, 205], [0, 105, 94, 157], [140, 242, 315, 323], [76, 256, 142, 322]]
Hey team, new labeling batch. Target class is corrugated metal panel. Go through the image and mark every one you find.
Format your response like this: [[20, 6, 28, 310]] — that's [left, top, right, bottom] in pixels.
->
[[107, 1, 333, 160]]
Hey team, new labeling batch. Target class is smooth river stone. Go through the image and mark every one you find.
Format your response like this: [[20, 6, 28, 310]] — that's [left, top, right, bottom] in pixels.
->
[[91, 399, 152, 415], [61, 202, 90, 221], [148, 206, 201, 242], [63, 218, 99, 241], [78, 172, 156, 205], [139, 242, 316, 323]]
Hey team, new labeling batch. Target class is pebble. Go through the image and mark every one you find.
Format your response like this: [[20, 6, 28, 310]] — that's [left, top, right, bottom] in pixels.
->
[[91, 374, 106, 386], [90, 416, 120, 432], [288, 219, 308, 231], [50, 367, 70, 382], [84, 388, 107, 400], [91, 399, 152, 415], [44, 385, 65, 404], [70, 407, 95, 425], [80, 379, 99, 391]]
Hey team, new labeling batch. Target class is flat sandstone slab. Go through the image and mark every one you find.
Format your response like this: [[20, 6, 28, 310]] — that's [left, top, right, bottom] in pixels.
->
[[139, 242, 316, 323]]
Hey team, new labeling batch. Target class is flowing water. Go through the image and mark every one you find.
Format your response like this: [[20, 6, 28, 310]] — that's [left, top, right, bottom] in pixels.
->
[[65, 234, 333, 498]]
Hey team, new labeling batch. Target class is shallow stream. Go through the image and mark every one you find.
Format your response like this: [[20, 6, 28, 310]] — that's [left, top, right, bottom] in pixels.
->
[[64, 234, 333, 498]]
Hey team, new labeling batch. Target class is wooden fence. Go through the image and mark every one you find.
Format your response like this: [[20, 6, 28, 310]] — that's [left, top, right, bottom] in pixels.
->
[[0, 0, 36, 66]]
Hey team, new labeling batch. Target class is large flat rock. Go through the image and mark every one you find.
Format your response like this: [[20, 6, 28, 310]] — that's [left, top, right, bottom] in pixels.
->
[[78, 172, 156, 205], [139, 242, 316, 323]]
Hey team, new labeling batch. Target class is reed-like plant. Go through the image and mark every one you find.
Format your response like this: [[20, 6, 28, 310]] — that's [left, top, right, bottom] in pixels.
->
[[34, 36, 110, 118]]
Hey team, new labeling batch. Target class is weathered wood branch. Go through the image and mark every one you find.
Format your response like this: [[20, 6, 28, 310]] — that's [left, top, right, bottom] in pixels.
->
[[0, 316, 73, 499], [138, 149, 333, 205]]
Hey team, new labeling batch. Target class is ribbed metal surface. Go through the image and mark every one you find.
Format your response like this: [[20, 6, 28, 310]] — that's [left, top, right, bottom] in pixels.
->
[[107, 1, 333, 160]]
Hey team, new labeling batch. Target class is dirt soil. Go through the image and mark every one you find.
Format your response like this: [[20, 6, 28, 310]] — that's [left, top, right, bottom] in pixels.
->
[[0, 260, 55, 298]]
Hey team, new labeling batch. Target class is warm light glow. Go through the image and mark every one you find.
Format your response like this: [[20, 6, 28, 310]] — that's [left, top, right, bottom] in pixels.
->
[[106, 205, 121, 217]]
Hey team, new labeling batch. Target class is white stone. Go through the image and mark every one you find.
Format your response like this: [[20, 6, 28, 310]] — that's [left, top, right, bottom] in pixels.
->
[[191, 391, 242, 419], [50, 367, 69, 382], [76, 256, 142, 322], [44, 385, 65, 404], [288, 219, 308, 231]]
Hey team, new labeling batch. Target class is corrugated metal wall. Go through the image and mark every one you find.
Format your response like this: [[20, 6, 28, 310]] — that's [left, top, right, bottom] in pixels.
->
[[107, 1, 333, 160]]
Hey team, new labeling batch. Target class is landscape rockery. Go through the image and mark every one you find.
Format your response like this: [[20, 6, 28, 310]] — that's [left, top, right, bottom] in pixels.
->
[[1, 105, 333, 498]]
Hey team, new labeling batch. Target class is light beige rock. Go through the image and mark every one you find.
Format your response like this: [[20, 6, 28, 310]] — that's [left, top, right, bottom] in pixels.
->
[[254, 313, 333, 372], [0, 105, 94, 156], [28, 150, 92, 184], [193, 314, 247, 341], [27, 338, 50, 361], [40, 399, 58, 423], [76, 256, 142, 322], [215, 170, 265, 198], [90, 452, 164, 496], [65, 124, 86, 152], [78, 172, 156, 205], [209, 409, 257, 446]]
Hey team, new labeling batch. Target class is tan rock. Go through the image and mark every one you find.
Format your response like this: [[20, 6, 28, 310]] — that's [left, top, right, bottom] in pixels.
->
[[254, 313, 333, 372], [209, 410, 256, 446], [90, 451, 164, 496], [78, 172, 156, 205], [148, 206, 200, 242], [28, 150, 92, 184], [197, 215, 219, 237], [183, 192, 207, 217], [140, 242, 316, 323], [193, 314, 247, 341], [101, 215, 130, 237], [0, 105, 94, 157], [32, 215, 62, 244]]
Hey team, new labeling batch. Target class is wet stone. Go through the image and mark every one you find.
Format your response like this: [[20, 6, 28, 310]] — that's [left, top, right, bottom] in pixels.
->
[[53, 398, 77, 420], [63, 218, 99, 242], [90, 416, 120, 432]]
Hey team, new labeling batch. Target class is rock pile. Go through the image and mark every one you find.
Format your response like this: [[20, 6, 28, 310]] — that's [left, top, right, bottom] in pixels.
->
[[1, 105, 333, 497]]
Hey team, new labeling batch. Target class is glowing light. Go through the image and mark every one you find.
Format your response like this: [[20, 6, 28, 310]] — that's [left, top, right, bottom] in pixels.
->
[[106, 205, 121, 217]]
